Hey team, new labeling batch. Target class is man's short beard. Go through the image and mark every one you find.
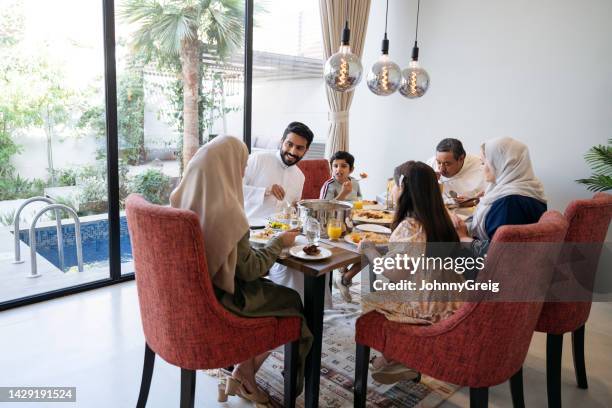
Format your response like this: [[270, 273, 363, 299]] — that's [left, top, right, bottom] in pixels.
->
[[280, 150, 302, 166]]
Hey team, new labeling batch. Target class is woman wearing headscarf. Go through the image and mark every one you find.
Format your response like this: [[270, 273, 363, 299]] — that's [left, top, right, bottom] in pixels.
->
[[454, 137, 547, 256], [170, 136, 312, 405]]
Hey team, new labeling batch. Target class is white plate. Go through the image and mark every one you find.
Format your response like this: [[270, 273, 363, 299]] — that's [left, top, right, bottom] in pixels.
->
[[344, 233, 389, 246], [363, 204, 385, 210], [289, 245, 332, 261], [344, 235, 358, 246], [356, 224, 392, 234], [249, 230, 277, 245]]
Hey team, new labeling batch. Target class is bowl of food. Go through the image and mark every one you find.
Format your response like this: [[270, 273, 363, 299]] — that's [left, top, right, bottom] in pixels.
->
[[297, 199, 353, 238]]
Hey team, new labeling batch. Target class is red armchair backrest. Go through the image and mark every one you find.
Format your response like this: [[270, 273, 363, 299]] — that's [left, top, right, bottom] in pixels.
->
[[460, 211, 568, 384], [564, 192, 612, 243], [297, 159, 331, 199], [125, 194, 239, 368], [536, 192, 612, 333]]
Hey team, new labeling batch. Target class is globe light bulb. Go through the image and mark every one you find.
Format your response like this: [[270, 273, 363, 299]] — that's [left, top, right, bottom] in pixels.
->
[[400, 60, 430, 99], [367, 54, 401, 96], [324, 44, 363, 92]]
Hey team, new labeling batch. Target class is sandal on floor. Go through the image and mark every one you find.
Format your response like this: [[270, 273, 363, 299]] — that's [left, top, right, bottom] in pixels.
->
[[224, 376, 270, 404], [371, 362, 421, 385]]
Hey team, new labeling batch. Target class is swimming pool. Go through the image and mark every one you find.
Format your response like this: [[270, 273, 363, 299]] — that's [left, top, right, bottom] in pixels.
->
[[18, 216, 132, 272]]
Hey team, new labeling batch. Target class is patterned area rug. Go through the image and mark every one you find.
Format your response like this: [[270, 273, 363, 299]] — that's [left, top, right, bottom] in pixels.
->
[[248, 284, 459, 407]]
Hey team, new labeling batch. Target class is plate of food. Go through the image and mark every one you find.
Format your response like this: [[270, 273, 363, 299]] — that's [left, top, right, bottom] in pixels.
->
[[361, 200, 385, 210], [268, 213, 302, 230], [355, 224, 392, 234], [352, 209, 395, 224], [289, 244, 332, 261], [344, 231, 390, 246], [249, 228, 277, 245], [267, 220, 291, 231]]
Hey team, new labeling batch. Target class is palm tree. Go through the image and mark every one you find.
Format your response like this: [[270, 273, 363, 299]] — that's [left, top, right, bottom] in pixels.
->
[[121, 0, 243, 167]]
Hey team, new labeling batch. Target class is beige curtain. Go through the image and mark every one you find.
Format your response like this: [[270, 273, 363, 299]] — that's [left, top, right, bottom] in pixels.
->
[[319, 0, 371, 158]]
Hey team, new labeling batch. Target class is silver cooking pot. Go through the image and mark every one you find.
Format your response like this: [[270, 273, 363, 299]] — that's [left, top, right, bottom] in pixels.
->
[[297, 199, 353, 238]]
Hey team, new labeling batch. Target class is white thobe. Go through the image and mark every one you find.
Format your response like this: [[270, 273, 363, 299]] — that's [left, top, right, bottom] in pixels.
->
[[427, 153, 486, 204], [244, 150, 305, 220], [243, 150, 333, 309]]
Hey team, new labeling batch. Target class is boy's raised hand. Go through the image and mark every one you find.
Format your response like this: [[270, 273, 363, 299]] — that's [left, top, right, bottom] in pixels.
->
[[340, 180, 353, 195]]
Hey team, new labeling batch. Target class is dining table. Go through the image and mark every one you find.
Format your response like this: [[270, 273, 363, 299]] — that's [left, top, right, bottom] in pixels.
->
[[276, 238, 362, 408]]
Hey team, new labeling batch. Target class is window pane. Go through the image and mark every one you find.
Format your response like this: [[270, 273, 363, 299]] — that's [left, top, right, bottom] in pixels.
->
[[0, 0, 109, 302], [116, 0, 246, 275], [251, 0, 326, 157]]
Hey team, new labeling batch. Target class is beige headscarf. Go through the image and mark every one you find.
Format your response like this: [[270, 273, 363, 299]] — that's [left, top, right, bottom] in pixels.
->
[[471, 137, 547, 240], [170, 136, 250, 294]]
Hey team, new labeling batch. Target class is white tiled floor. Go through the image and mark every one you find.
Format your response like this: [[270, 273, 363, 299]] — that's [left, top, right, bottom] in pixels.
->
[[0, 281, 610, 407]]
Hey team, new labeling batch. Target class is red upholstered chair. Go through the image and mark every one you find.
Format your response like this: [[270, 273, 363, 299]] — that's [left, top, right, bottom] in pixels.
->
[[297, 159, 331, 199], [535, 193, 612, 407], [125, 194, 302, 408], [354, 211, 568, 408]]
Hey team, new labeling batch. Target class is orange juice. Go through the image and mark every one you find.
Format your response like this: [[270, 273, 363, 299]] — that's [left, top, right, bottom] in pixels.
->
[[353, 200, 363, 210], [327, 220, 342, 240]]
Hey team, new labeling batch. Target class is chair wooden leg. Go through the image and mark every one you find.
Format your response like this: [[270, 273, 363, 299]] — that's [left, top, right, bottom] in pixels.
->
[[547, 333, 563, 408], [368, 267, 376, 292], [572, 325, 588, 389], [180, 369, 196, 408], [509, 367, 525, 408], [136, 343, 155, 408], [469, 387, 489, 408], [354, 344, 370, 408], [284, 340, 300, 408]]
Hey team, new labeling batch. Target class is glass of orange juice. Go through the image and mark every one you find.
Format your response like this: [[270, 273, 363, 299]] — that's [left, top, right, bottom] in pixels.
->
[[327, 219, 343, 240], [353, 200, 363, 210]]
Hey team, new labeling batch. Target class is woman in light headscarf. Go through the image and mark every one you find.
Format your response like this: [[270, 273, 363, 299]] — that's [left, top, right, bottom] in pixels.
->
[[170, 136, 312, 405], [454, 137, 547, 255]]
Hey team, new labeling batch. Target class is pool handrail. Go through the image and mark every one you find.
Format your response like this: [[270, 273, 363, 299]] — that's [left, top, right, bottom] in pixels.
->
[[28, 204, 83, 278], [13, 197, 64, 267]]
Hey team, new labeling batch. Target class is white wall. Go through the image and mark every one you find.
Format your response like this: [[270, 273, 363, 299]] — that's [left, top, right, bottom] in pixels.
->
[[350, 0, 612, 211], [251, 77, 328, 144], [11, 130, 99, 180]]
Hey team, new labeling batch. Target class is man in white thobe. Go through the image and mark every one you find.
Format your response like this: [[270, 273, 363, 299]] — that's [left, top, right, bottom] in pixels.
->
[[426, 138, 486, 204], [244, 122, 333, 308]]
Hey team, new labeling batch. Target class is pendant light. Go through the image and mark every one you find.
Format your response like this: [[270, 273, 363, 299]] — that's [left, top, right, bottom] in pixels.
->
[[324, 1, 363, 92], [367, 0, 401, 96], [400, 0, 430, 99]]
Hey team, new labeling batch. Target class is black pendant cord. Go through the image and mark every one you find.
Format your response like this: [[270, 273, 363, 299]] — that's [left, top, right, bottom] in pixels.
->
[[412, 0, 421, 61], [384, 0, 389, 35], [415, 0, 420, 43], [341, 0, 351, 45], [382, 0, 390, 54]]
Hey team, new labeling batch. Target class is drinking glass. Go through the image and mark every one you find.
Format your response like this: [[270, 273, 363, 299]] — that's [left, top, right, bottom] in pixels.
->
[[304, 217, 321, 245], [327, 219, 342, 240]]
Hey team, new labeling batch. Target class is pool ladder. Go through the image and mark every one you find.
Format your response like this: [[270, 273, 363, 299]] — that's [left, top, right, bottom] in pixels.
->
[[12, 197, 84, 278]]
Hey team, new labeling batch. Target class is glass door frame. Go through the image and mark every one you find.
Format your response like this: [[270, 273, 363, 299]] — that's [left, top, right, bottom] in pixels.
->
[[0, 0, 255, 310]]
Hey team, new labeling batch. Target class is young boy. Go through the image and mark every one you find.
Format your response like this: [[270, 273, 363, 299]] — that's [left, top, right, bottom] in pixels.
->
[[320, 151, 366, 303], [320, 151, 363, 201]]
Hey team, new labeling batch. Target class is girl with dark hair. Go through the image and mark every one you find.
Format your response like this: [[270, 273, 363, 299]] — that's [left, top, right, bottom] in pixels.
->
[[357, 161, 465, 384]]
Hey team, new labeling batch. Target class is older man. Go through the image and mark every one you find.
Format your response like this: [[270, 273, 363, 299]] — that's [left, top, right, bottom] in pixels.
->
[[426, 138, 486, 204]]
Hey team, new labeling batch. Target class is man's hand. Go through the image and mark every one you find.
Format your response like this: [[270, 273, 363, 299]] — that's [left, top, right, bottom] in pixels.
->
[[268, 184, 286, 201], [435, 171, 441, 181], [455, 196, 480, 208], [278, 230, 300, 248]]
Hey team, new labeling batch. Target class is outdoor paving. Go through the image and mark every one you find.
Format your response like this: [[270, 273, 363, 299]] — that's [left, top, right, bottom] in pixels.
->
[[0, 226, 132, 304]]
